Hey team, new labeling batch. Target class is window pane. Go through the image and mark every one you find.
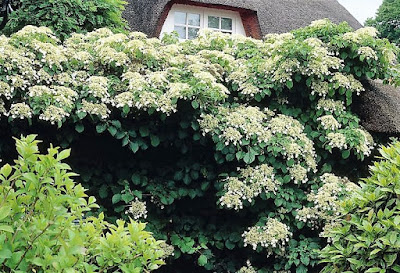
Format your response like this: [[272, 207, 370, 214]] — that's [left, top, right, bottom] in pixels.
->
[[208, 16, 220, 29], [174, 26, 186, 39], [221, 18, 233, 30], [188, 27, 199, 39], [174, 12, 186, 25], [188, 13, 200, 26]]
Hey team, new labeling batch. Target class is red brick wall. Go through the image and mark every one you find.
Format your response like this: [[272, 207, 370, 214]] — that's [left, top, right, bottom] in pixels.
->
[[154, 0, 262, 39]]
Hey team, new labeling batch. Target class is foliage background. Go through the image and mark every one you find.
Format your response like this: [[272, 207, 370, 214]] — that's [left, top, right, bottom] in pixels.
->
[[0, 20, 397, 272], [366, 0, 400, 45], [0, 0, 128, 40]]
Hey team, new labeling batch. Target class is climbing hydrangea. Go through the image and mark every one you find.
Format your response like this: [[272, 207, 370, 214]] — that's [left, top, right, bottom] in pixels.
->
[[125, 198, 148, 220], [219, 164, 278, 210], [0, 21, 396, 272], [296, 173, 357, 229], [243, 218, 292, 255]]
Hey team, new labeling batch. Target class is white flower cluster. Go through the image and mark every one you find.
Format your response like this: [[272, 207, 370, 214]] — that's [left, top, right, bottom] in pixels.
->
[[342, 27, 378, 43], [300, 38, 343, 77], [223, 27, 345, 99], [316, 99, 345, 113], [326, 128, 374, 157], [269, 115, 317, 172], [358, 46, 379, 61], [219, 164, 278, 210], [288, 164, 308, 184], [39, 105, 69, 124], [310, 19, 333, 28], [125, 198, 148, 220], [0, 26, 234, 123], [8, 102, 32, 119], [79, 100, 110, 119], [352, 128, 375, 157], [158, 241, 175, 259], [0, 99, 6, 115], [237, 261, 257, 273], [199, 105, 274, 145], [317, 115, 341, 131], [326, 132, 348, 149], [86, 76, 110, 103], [296, 173, 357, 228], [311, 80, 329, 97], [0, 81, 12, 99], [200, 106, 317, 175], [243, 218, 292, 255], [30, 40, 67, 69], [330, 73, 364, 95]]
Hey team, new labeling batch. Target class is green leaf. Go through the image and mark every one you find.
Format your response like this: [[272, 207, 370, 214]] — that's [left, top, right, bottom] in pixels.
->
[[198, 255, 208, 266], [108, 126, 117, 136], [121, 193, 134, 203], [243, 151, 255, 164], [286, 80, 294, 89], [0, 164, 12, 178], [98, 185, 108, 199], [139, 126, 149, 137], [300, 256, 310, 266], [0, 225, 13, 233], [296, 265, 307, 273], [365, 268, 381, 273], [342, 150, 351, 159], [225, 240, 235, 250], [75, 123, 84, 133], [112, 194, 121, 204], [122, 136, 129, 147], [77, 111, 87, 119], [111, 120, 122, 129], [191, 100, 199, 109], [130, 142, 139, 153], [150, 135, 160, 147], [96, 123, 107, 134], [392, 265, 400, 273], [0, 206, 11, 221], [0, 247, 12, 259]]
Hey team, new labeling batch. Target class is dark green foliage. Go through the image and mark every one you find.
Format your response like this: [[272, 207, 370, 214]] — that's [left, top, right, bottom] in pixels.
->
[[320, 140, 400, 272], [366, 0, 400, 45], [1, 0, 128, 40]]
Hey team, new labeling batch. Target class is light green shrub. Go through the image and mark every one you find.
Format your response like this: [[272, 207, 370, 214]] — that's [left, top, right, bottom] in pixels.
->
[[0, 135, 168, 272], [320, 141, 400, 272]]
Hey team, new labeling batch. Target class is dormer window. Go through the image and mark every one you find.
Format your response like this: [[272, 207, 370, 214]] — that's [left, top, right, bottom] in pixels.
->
[[160, 4, 246, 40]]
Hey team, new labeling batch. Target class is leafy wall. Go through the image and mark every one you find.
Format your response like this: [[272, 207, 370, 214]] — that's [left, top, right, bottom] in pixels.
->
[[0, 20, 398, 272]]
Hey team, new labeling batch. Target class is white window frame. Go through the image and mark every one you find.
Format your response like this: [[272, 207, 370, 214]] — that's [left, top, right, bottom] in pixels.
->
[[205, 13, 235, 34], [160, 4, 246, 40], [173, 10, 203, 40]]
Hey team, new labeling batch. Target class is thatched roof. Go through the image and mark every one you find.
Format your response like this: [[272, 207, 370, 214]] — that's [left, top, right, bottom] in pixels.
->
[[355, 80, 400, 134], [123, 0, 362, 37]]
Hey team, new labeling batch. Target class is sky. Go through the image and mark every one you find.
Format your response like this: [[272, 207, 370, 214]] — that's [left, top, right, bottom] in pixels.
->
[[337, 0, 383, 24]]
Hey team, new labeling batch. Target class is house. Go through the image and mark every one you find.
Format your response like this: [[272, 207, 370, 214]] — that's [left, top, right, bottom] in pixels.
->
[[123, 0, 400, 135], [123, 0, 362, 39]]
